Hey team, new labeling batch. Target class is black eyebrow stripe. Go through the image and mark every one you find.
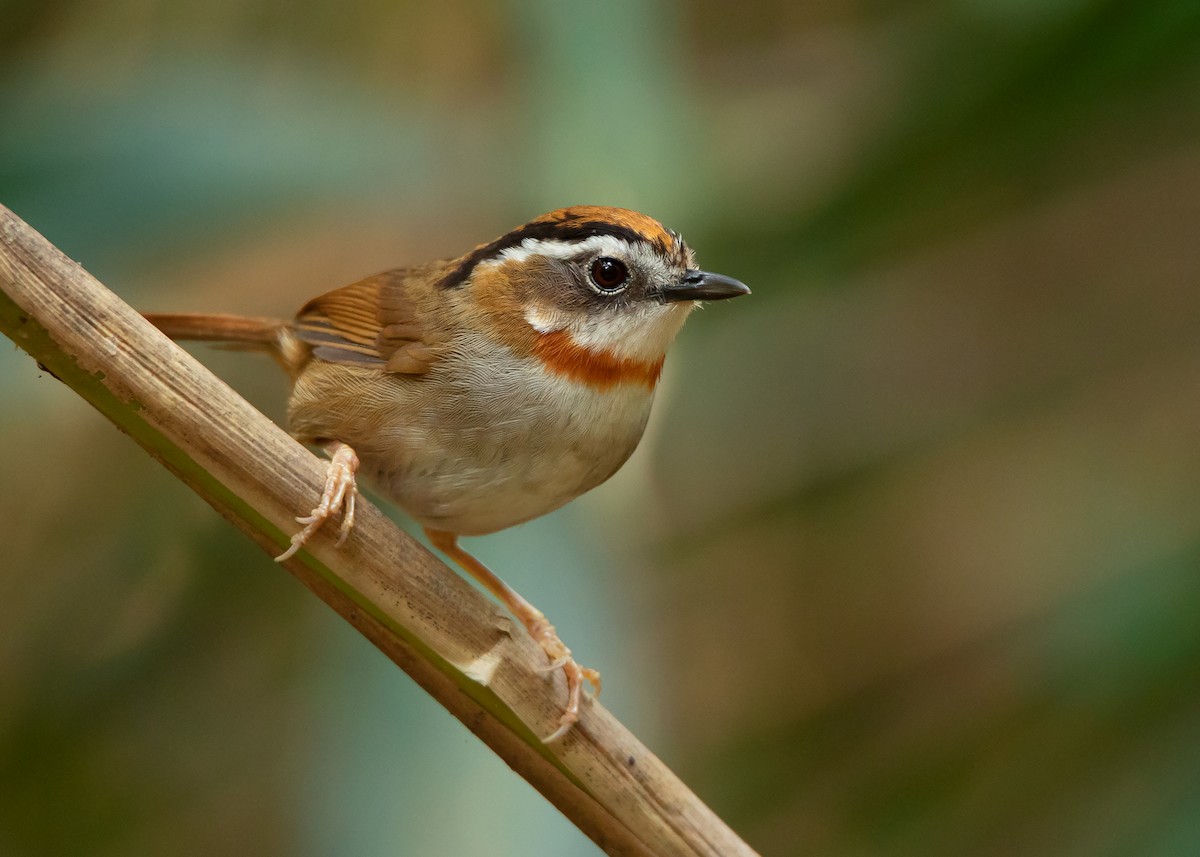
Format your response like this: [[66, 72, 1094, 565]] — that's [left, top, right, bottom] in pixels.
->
[[438, 219, 651, 289]]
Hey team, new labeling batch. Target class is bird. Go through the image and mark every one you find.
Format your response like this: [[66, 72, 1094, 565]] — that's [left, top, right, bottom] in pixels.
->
[[145, 205, 749, 741]]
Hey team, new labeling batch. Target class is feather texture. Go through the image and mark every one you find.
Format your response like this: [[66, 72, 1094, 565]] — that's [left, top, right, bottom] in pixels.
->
[[292, 269, 437, 375]]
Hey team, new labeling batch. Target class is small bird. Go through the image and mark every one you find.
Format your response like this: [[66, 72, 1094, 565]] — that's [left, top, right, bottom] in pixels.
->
[[146, 206, 748, 740]]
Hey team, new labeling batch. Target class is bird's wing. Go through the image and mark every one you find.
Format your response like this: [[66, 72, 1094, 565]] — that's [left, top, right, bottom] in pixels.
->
[[291, 268, 437, 375]]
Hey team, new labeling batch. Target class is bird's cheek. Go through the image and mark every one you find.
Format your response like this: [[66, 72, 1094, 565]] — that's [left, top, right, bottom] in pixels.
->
[[523, 304, 568, 335]]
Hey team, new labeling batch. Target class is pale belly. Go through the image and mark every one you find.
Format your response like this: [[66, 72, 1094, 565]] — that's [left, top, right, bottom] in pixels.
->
[[289, 346, 656, 536]]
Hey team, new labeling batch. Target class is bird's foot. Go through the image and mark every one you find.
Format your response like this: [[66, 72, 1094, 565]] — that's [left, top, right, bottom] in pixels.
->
[[276, 441, 359, 561], [423, 527, 600, 743], [528, 614, 602, 743]]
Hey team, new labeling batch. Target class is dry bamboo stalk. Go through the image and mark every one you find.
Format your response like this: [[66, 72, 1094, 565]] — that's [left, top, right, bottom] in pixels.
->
[[0, 204, 758, 857]]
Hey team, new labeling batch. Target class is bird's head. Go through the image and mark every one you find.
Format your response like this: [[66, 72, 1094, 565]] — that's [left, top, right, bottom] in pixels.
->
[[446, 206, 748, 389]]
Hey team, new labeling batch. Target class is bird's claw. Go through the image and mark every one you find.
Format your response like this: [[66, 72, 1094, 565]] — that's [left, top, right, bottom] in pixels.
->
[[276, 442, 359, 561], [528, 616, 601, 742]]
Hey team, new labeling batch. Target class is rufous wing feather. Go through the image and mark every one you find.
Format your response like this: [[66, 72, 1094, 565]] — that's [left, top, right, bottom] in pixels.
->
[[291, 269, 437, 375]]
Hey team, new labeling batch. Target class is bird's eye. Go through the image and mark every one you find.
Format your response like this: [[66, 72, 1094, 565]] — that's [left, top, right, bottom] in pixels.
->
[[589, 257, 629, 292]]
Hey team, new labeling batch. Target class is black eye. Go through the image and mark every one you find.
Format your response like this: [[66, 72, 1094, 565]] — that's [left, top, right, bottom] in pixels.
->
[[589, 257, 629, 292]]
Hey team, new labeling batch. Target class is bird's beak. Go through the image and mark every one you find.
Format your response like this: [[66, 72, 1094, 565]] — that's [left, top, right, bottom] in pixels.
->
[[658, 269, 751, 302]]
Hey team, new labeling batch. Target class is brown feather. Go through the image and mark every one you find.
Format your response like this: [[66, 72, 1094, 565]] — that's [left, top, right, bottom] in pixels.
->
[[144, 312, 283, 345], [291, 269, 437, 375]]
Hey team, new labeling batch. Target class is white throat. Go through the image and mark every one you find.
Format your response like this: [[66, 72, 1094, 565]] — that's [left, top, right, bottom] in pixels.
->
[[524, 302, 694, 362]]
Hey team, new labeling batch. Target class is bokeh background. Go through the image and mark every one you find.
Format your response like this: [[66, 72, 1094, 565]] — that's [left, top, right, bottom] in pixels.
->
[[3, 1, 1200, 854]]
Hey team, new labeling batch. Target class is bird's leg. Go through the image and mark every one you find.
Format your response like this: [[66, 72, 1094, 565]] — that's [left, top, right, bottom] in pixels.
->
[[425, 528, 600, 742], [276, 441, 359, 561]]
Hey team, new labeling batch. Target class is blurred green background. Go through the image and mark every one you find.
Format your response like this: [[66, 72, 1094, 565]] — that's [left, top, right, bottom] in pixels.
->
[[3, 0, 1200, 854]]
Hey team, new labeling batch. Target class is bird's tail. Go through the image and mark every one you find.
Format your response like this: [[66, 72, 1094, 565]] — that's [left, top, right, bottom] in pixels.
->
[[144, 312, 304, 375], [144, 312, 284, 347]]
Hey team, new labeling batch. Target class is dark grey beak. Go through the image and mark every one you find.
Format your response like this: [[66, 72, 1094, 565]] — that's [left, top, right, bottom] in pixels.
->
[[659, 269, 751, 302]]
